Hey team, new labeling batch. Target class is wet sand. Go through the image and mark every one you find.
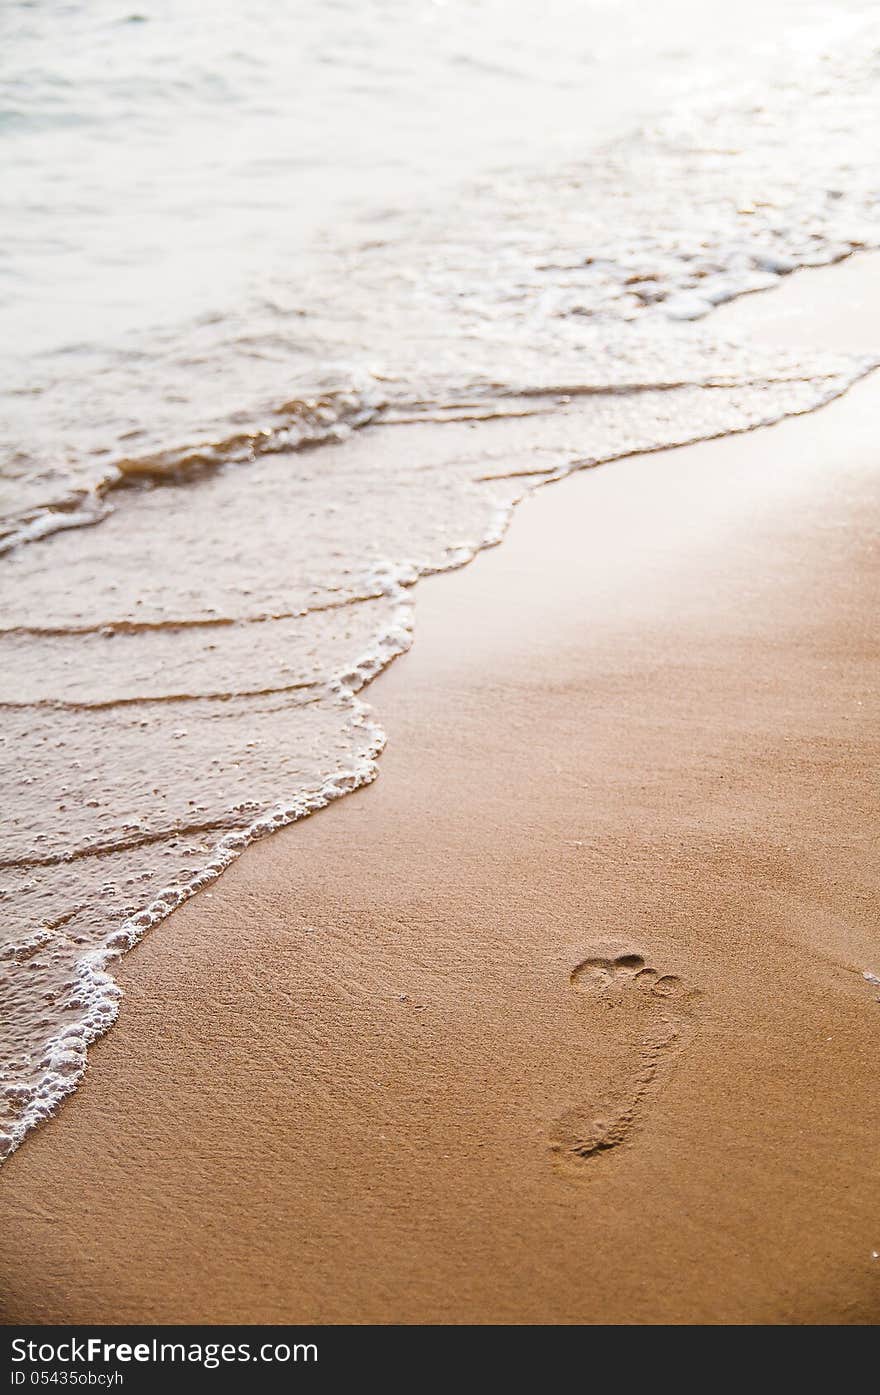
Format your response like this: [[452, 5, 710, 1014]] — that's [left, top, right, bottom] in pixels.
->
[[1, 258, 879, 1325]]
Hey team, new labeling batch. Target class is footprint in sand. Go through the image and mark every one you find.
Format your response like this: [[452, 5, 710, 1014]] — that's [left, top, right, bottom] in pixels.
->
[[550, 949, 697, 1174]]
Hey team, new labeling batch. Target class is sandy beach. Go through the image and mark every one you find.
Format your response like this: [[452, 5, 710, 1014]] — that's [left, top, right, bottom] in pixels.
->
[[1, 256, 879, 1325]]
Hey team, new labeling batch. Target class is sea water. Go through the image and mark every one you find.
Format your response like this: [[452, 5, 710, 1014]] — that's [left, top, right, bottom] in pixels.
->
[[1, 0, 878, 1156]]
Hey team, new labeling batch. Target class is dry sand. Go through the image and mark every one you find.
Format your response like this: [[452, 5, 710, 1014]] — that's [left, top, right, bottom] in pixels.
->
[[1, 257, 879, 1325]]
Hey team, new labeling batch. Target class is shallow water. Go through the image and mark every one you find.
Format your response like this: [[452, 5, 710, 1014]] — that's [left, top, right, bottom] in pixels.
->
[[1, 1, 879, 1156]]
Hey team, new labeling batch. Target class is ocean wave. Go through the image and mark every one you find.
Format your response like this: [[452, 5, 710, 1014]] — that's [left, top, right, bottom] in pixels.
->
[[1, 25, 879, 1159]]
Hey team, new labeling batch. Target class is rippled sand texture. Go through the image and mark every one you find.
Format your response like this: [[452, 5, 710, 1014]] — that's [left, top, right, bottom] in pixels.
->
[[1, 15, 879, 1156]]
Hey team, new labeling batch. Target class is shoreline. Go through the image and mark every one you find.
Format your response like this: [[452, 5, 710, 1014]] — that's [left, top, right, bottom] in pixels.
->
[[2, 257, 879, 1324]]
